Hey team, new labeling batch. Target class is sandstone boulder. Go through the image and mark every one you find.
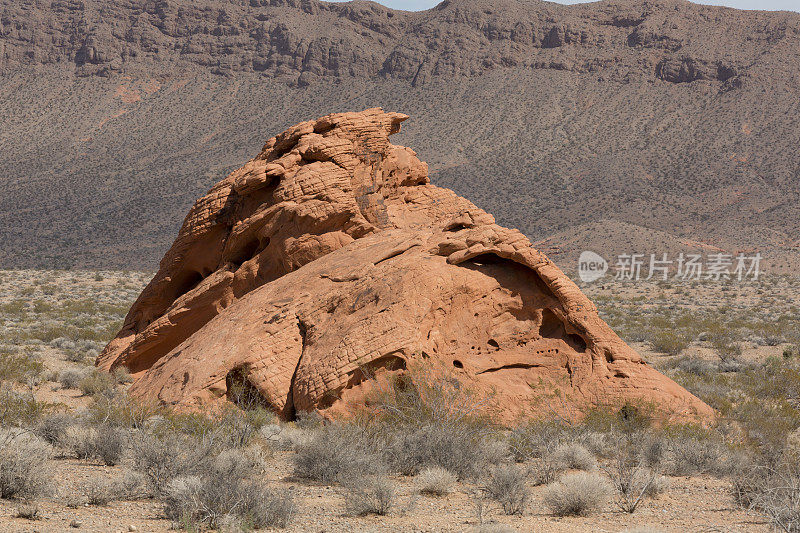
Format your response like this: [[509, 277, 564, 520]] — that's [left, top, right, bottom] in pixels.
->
[[97, 108, 713, 423]]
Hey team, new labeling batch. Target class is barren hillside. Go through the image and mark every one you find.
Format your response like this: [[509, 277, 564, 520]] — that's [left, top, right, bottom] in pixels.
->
[[1, 0, 799, 270]]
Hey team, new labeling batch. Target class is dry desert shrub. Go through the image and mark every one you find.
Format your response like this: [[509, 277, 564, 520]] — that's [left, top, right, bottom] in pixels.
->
[[78, 370, 115, 397], [386, 422, 491, 480], [0, 430, 51, 499], [83, 477, 117, 506], [662, 436, 732, 477], [93, 425, 127, 465], [112, 469, 150, 500], [260, 423, 314, 451], [507, 420, 567, 462], [481, 464, 529, 515], [63, 425, 98, 459], [293, 423, 386, 484], [0, 386, 53, 427], [0, 349, 44, 384], [58, 368, 86, 390], [601, 434, 670, 513], [35, 412, 74, 446], [112, 366, 133, 384], [369, 368, 498, 480], [415, 466, 457, 496], [163, 464, 295, 529], [649, 329, 692, 356], [131, 432, 213, 494], [551, 442, 597, 471], [733, 460, 800, 533], [542, 472, 611, 517], [342, 475, 396, 516], [87, 394, 162, 428]]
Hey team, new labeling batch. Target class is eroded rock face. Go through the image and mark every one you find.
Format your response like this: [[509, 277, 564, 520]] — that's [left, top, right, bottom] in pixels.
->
[[98, 108, 713, 423]]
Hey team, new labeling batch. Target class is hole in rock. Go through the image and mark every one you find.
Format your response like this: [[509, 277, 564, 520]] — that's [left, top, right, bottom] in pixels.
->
[[487, 339, 500, 350], [452, 359, 464, 369], [231, 237, 269, 267], [540, 309, 566, 339], [568, 333, 588, 352], [344, 354, 407, 390], [173, 270, 203, 300], [467, 253, 506, 266], [226, 367, 273, 412], [445, 222, 469, 232]]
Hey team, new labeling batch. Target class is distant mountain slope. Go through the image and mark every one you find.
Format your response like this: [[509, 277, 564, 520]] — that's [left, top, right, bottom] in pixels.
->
[[1, 0, 800, 270]]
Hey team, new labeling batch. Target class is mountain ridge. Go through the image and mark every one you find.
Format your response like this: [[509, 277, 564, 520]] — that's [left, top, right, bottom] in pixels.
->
[[2, 0, 800, 272]]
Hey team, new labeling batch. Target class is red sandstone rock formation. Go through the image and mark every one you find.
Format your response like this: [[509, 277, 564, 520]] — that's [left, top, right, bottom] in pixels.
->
[[97, 108, 713, 423]]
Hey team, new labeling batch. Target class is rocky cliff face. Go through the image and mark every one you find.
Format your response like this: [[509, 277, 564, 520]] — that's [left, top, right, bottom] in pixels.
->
[[97, 108, 713, 423], [2, 0, 794, 86]]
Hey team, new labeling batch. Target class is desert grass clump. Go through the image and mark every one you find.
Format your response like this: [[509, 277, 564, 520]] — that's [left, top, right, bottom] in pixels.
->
[[293, 423, 385, 484], [416, 466, 457, 496], [342, 475, 396, 516], [482, 464, 529, 515], [0, 430, 51, 499], [542, 472, 611, 517]]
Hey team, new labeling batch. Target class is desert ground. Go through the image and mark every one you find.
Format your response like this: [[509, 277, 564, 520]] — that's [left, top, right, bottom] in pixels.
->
[[2, 270, 799, 532]]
